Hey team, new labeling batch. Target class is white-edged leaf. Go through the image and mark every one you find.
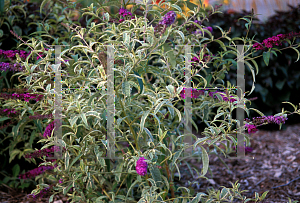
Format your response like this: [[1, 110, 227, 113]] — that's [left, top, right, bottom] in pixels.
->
[[200, 146, 209, 176]]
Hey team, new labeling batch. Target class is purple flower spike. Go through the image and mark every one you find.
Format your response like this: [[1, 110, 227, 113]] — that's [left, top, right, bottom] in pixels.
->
[[206, 27, 213, 32], [43, 119, 61, 138], [119, 7, 132, 17], [245, 123, 258, 134], [159, 11, 177, 27], [136, 157, 148, 176]]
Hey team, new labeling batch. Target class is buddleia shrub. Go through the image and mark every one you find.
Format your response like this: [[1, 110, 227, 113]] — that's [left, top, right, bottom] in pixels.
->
[[4, 0, 300, 202]]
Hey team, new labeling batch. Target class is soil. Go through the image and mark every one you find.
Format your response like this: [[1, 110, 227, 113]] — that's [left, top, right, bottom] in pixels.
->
[[0, 123, 300, 203], [176, 123, 300, 202]]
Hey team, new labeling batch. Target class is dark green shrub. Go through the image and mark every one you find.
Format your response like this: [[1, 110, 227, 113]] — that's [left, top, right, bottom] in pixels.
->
[[201, 4, 300, 129]]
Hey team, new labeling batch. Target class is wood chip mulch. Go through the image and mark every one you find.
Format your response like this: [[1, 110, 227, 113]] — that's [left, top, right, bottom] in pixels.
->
[[176, 123, 300, 202]]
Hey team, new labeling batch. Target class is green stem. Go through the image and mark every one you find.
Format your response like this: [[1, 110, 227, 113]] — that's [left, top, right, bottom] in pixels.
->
[[115, 84, 139, 151]]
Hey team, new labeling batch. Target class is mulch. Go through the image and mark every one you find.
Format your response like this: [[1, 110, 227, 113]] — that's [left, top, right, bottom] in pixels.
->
[[177, 123, 300, 202], [1, 123, 300, 202]]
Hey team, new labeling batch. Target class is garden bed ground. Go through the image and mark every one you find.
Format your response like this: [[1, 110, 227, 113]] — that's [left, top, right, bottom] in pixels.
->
[[0, 123, 300, 203], [177, 123, 300, 202]]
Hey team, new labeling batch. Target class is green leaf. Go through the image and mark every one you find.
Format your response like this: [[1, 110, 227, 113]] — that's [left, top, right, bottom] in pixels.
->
[[68, 152, 83, 171], [40, 0, 50, 14], [172, 149, 183, 164], [49, 194, 55, 203], [263, 51, 270, 66], [238, 17, 250, 23], [71, 54, 78, 62], [245, 23, 249, 30], [163, 43, 176, 69], [80, 113, 89, 129], [291, 47, 300, 62], [220, 187, 229, 199], [12, 164, 20, 177], [144, 127, 154, 142], [0, 0, 4, 14], [139, 110, 151, 134], [170, 4, 182, 13], [26, 75, 32, 85], [126, 179, 140, 199], [65, 151, 70, 170], [191, 192, 206, 203], [193, 137, 209, 149], [275, 79, 286, 90], [122, 80, 130, 97], [205, 74, 212, 86], [0, 117, 10, 122], [200, 146, 209, 176], [271, 50, 277, 57], [9, 149, 21, 163], [115, 163, 123, 182], [166, 85, 175, 97], [12, 25, 22, 37], [260, 190, 269, 200], [154, 100, 167, 115], [174, 30, 185, 43], [186, 1, 198, 11], [133, 70, 143, 94], [214, 39, 227, 51], [249, 58, 259, 75], [149, 165, 162, 186]]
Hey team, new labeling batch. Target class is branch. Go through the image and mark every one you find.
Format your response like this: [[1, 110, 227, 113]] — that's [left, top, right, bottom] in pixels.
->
[[272, 176, 300, 189]]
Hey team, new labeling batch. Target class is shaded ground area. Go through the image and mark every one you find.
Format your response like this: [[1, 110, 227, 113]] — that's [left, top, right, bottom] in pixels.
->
[[177, 123, 300, 202], [0, 124, 300, 202]]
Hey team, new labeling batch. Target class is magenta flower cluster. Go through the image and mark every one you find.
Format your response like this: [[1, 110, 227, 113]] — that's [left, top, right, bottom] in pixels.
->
[[244, 123, 258, 134], [0, 49, 30, 59], [24, 146, 62, 158], [245, 115, 288, 126], [159, 11, 177, 27], [243, 115, 288, 134], [191, 53, 215, 66], [0, 108, 20, 117], [43, 119, 61, 138], [253, 31, 300, 50], [233, 145, 253, 153], [0, 120, 16, 130], [180, 88, 237, 103], [0, 62, 24, 72], [18, 164, 56, 179], [119, 7, 134, 23], [136, 157, 148, 176], [0, 93, 43, 102], [36, 48, 50, 60], [119, 7, 132, 17], [29, 112, 53, 120]]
